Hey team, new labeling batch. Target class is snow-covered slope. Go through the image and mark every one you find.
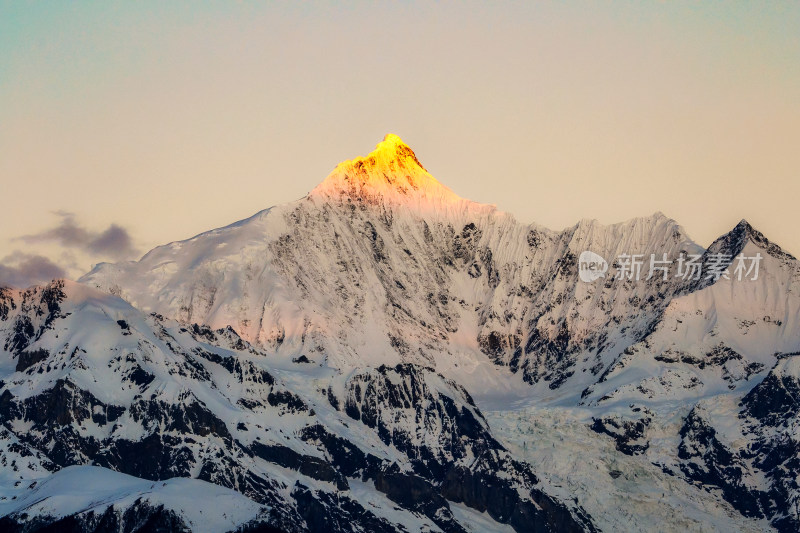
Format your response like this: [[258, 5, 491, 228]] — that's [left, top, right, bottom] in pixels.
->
[[0, 466, 268, 533], [81, 135, 704, 405], [3, 135, 799, 531], [486, 406, 770, 533], [582, 221, 800, 407], [0, 280, 592, 532]]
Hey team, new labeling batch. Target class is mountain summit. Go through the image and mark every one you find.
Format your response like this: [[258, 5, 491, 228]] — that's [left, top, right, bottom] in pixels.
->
[[9, 135, 800, 532], [706, 219, 796, 262], [309, 134, 465, 208]]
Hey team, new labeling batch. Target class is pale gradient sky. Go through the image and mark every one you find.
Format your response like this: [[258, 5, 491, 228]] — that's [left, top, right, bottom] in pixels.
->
[[1, 1, 799, 285]]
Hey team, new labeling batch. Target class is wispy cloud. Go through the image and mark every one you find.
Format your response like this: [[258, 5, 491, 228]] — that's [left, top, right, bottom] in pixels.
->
[[0, 212, 140, 288], [0, 252, 67, 289], [18, 211, 138, 260]]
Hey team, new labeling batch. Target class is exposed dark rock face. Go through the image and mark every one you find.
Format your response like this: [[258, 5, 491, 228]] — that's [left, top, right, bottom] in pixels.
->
[[4, 139, 800, 532], [290, 483, 397, 533], [336, 363, 595, 532], [3, 281, 66, 357], [298, 423, 383, 480], [15, 349, 50, 372], [590, 415, 651, 455], [0, 502, 190, 533], [341, 363, 500, 478], [678, 408, 768, 519], [374, 464, 466, 533], [0, 287, 594, 533], [677, 359, 800, 532], [250, 441, 348, 490], [741, 365, 800, 426], [440, 461, 593, 533]]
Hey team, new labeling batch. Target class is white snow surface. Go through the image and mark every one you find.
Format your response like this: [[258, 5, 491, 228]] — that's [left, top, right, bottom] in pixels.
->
[[80, 135, 709, 405], [1, 134, 798, 531], [0, 466, 266, 532]]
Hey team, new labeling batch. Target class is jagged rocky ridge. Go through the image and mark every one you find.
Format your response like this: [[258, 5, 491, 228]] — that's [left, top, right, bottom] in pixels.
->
[[1, 135, 799, 531], [0, 280, 592, 532], [80, 135, 706, 397], [677, 356, 800, 532]]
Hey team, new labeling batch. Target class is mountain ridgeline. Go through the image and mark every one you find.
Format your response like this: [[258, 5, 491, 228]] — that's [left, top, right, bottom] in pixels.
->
[[2, 135, 799, 532]]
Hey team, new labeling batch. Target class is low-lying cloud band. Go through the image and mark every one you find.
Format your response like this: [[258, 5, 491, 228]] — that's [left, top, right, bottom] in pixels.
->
[[18, 211, 137, 260], [0, 212, 138, 288]]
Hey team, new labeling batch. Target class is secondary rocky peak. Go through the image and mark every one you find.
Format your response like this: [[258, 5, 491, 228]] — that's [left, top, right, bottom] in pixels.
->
[[309, 134, 463, 207], [708, 219, 795, 261]]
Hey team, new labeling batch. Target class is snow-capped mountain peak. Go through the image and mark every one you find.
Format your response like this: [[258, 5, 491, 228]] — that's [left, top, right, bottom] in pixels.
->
[[707, 219, 796, 262], [309, 134, 466, 209], [7, 135, 800, 532]]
